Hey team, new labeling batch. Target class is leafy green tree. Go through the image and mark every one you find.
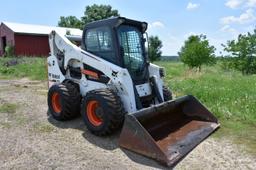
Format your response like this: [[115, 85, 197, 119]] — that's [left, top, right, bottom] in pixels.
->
[[179, 35, 216, 71], [58, 16, 82, 29], [223, 29, 256, 74], [81, 4, 120, 26], [148, 36, 163, 62], [58, 4, 120, 29]]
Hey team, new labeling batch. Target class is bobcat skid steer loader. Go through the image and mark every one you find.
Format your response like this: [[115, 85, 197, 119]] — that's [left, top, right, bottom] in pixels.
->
[[47, 17, 220, 167]]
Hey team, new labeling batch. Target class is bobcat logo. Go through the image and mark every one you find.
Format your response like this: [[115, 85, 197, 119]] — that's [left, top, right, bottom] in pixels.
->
[[112, 70, 118, 77]]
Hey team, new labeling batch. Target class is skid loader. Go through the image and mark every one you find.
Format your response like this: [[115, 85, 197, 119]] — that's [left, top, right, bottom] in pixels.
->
[[47, 17, 220, 167]]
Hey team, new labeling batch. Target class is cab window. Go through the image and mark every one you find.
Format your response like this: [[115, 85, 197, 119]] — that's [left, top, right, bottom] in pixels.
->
[[85, 27, 115, 63]]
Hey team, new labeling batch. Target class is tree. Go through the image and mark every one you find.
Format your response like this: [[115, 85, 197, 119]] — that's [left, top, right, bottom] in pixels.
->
[[148, 36, 163, 62], [223, 29, 256, 74], [81, 4, 120, 26], [179, 35, 216, 71], [58, 16, 82, 29], [58, 4, 120, 29]]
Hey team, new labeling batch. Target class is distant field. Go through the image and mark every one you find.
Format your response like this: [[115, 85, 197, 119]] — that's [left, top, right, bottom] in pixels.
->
[[0, 57, 255, 154], [156, 61, 256, 154]]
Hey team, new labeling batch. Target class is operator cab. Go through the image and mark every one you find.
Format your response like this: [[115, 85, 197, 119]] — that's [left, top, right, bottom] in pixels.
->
[[82, 17, 149, 84]]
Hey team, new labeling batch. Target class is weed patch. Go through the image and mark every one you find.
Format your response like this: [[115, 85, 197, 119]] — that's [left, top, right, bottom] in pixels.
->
[[0, 103, 17, 113]]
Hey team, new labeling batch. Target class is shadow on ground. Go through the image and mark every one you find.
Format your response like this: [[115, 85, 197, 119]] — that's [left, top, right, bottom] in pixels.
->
[[47, 112, 168, 169], [121, 149, 170, 169], [47, 113, 118, 151]]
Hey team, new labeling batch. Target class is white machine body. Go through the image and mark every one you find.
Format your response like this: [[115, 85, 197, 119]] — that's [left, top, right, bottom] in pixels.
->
[[47, 31, 164, 113]]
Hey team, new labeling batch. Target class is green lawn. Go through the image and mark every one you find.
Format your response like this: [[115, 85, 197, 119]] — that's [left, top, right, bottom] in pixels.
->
[[157, 61, 256, 154], [0, 57, 47, 80]]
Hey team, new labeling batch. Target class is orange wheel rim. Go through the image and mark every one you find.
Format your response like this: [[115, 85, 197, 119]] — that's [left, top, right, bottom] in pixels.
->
[[52, 92, 61, 113], [87, 100, 102, 126]]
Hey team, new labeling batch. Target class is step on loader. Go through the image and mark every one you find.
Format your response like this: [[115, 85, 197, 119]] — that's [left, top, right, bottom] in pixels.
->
[[47, 17, 220, 167]]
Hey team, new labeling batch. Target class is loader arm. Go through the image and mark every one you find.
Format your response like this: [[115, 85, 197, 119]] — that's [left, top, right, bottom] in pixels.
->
[[48, 31, 137, 113]]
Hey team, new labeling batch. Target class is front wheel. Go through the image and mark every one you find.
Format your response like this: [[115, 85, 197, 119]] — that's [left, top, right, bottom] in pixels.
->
[[81, 88, 125, 136], [48, 82, 80, 121]]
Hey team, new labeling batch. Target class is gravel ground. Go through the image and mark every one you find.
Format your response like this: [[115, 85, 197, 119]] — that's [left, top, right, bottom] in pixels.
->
[[0, 79, 255, 170]]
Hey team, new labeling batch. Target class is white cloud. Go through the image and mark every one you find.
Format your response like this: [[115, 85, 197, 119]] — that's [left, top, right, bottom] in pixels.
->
[[151, 21, 165, 28], [186, 2, 200, 10], [220, 25, 239, 36], [220, 9, 256, 24], [148, 21, 165, 30], [221, 16, 238, 24], [220, 25, 230, 31], [225, 0, 256, 9], [225, 0, 244, 9], [247, 0, 256, 7]]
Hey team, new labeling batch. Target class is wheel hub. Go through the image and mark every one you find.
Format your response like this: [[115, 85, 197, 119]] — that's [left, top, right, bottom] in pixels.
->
[[95, 107, 104, 119], [52, 92, 61, 113], [86, 100, 103, 126]]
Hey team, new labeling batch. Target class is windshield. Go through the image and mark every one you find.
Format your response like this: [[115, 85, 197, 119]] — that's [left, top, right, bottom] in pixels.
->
[[117, 25, 145, 76]]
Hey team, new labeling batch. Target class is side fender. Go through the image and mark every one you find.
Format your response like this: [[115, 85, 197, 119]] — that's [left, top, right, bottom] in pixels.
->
[[148, 63, 164, 99]]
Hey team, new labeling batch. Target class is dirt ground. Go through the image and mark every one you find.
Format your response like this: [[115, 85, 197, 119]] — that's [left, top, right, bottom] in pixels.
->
[[0, 79, 255, 170]]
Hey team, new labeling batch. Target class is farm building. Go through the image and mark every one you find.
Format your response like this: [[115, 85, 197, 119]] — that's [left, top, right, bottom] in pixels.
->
[[0, 22, 82, 56]]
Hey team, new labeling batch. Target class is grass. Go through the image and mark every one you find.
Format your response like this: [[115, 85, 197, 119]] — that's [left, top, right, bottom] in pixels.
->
[[0, 122, 12, 129], [0, 103, 18, 113], [156, 61, 256, 154], [0, 57, 47, 80], [32, 122, 55, 133], [0, 102, 29, 126]]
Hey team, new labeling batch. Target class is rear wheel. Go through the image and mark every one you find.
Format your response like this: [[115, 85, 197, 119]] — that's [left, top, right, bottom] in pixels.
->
[[163, 85, 173, 101], [81, 88, 125, 136], [48, 82, 81, 121]]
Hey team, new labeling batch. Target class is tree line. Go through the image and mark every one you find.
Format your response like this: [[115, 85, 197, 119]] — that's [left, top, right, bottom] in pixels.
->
[[59, 4, 256, 75], [179, 29, 256, 74]]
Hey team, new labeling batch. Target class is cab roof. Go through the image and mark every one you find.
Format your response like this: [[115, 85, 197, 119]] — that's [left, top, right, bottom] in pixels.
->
[[83, 17, 148, 33]]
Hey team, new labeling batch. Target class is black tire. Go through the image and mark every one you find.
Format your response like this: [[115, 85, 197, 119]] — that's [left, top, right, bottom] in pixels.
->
[[163, 85, 173, 101], [48, 82, 81, 121], [81, 88, 125, 136]]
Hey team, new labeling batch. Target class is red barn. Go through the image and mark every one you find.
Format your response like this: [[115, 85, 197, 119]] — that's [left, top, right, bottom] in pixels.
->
[[0, 22, 82, 56]]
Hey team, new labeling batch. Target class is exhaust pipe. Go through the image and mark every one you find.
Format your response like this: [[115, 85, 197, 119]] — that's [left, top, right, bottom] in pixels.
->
[[119, 95, 220, 167]]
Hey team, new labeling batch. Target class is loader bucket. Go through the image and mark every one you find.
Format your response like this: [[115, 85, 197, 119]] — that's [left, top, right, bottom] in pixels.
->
[[119, 95, 220, 167]]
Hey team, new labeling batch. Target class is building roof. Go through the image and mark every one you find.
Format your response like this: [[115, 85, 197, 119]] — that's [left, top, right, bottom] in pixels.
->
[[1, 22, 82, 36]]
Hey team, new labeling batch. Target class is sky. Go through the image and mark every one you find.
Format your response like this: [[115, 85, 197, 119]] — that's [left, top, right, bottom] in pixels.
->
[[0, 0, 255, 55]]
